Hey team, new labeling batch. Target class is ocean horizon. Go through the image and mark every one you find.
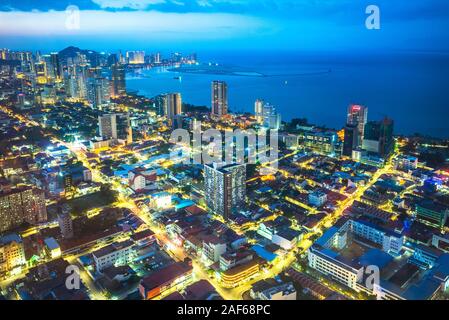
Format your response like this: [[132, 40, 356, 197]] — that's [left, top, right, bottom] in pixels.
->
[[127, 51, 449, 139]]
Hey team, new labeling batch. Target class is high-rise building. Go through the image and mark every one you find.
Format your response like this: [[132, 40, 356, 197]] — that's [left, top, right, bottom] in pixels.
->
[[87, 77, 111, 108], [35, 61, 47, 84], [126, 51, 145, 64], [50, 52, 62, 81], [347, 104, 368, 148], [99, 114, 117, 140], [111, 63, 126, 97], [57, 211, 74, 239], [153, 52, 161, 64], [204, 163, 246, 220], [0, 187, 47, 233], [98, 113, 132, 144], [362, 117, 394, 158], [254, 99, 264, 124], [343, 124, 359, 157], [116, 113, 133, 144], [262, 103, 281, 130], [163, 93, 182, 124], [211, 81, 228, 118]]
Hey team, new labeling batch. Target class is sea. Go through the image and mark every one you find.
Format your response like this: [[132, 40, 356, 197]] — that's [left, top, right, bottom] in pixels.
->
[[126, 51, 449, 139]]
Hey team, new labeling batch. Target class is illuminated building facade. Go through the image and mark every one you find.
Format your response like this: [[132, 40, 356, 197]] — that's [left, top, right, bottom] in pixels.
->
[[254, 99, 264, 124], [211, 80, 228, 118], [220, 259, 260, 288], [163, 93, 182, 124], [0, 187, 47, 233], [347, 104, 368, 148], [126, 51, 145, 64], [300, 131, 339, 155], [139, 261, 193, 300], [261, 103, 281, 130], [362, 117, 394, 158], [204, 163, 246, 220], [92, 240, 136, 272], [0, 234, 26, 276]]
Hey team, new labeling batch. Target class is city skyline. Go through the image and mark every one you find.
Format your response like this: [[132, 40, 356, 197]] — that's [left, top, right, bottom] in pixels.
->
[[1, 1, 449, 306]]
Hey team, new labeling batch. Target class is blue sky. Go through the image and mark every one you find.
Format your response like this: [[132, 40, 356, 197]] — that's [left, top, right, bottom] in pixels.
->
[[0, 0, 448, 53]]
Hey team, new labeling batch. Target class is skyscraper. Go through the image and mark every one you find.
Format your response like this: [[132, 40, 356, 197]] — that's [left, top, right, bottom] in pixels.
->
[[111, 63, 126, 97], [163, 93, 182, 124], [362, 117, 394, 158], [204, 163, 246, 220], [126, 51, 145, 64], [347, 104, 368, 148], [211, 81, 228, 118], [262, 103, 281, 130], [50, 52, 62, 81], [87, 77, 111, 108], [116, 113, 133, 144], [99, 114, 117, 140], [99, 113, 132, 144], [254, 99, 264, 124], [343, 124, 359, 157]]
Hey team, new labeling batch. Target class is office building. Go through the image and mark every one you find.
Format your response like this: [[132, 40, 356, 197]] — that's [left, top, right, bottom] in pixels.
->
[[111, 63, 126, 97], [204, 163, 246, 220], [87, 77, 111, 108], [416, 200, 449, 228], [261, 103, 281, 130], [211, 81, 228, 118], [362, 117, 394, 158], [343, 124, 359, 157], [50, 52, 62, 81], [347, 104, 368, 148], [299, 131, 339, 155]]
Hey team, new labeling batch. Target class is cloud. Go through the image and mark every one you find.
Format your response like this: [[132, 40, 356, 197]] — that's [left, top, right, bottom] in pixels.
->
[[0, 9, 266, 39], [91, 0, 166, 10]]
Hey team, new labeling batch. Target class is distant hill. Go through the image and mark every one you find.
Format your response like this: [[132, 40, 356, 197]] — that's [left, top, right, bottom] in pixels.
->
[[58, 46, 102, 66]]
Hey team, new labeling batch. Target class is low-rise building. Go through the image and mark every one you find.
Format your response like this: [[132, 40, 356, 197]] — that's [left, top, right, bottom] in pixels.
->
[[308, 190, 327, 207], [44, 237, 61, 259], [92, 240, 136, 272], [0, 233, 26, 276], [202, 235, 227, 265], [252, 281, 296, 300], [139, 261, 193, 300]]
